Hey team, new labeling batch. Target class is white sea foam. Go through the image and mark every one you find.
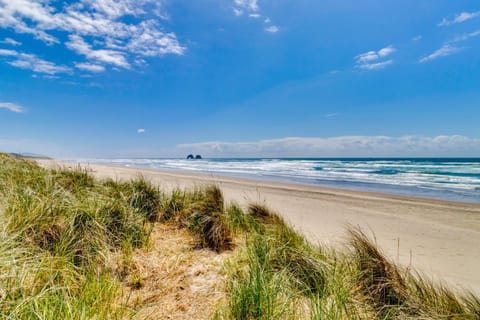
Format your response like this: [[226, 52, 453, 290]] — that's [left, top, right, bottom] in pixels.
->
[[83, 158, 480, 202]]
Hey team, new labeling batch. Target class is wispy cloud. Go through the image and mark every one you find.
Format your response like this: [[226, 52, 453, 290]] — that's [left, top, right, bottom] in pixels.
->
[[0, 0, 185, 73], [0, 102, 25, 113], [233, 0, 279, 34], [74, 62, 106, 73], [439, 11, 480, 26], [265, 25, 279, 33], [450, 29, 480, 43], [66, 35, 129, 68], [0, 48, 72, 74], [412, 35, 422, 41], [323, 113, 340, 118], [419, 44, 463, 63], [0, 48, 18, 56], [420, 25, 480, 63], [233, 8, 243, 16], [1, 38, 21, 46], [0, 48, 71, 74], [9, 55, 72, 74], [360, 60, 393, 70], [137, 128, 146, 134], [175, 135, 480, 157], [234, 0, 259, 13], [355, 46, 396, 70]]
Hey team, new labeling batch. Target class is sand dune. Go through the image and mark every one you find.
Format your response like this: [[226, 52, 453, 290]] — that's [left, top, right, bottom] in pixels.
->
[[38, 160, 480, 294]]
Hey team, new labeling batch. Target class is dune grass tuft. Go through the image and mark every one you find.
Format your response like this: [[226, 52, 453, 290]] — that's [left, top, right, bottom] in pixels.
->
[[126, 176, 161, 222], [247, 203, 282, 225], [348, 227, 408, 312], [187, 186, 233, 252]]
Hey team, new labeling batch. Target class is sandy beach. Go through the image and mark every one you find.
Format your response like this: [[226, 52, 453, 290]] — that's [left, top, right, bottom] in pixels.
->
[[39, 160, 480, 294]]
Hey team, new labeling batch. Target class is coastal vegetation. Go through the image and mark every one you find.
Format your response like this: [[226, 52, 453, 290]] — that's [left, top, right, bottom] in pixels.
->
[[0, 153, 479, 319]]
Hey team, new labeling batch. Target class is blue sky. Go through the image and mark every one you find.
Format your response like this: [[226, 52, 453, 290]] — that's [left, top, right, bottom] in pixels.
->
[[0, 0, 479, 158]]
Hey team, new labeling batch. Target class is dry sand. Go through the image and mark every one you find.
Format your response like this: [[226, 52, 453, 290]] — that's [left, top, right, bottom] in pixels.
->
[[39, 160, 480, 294]]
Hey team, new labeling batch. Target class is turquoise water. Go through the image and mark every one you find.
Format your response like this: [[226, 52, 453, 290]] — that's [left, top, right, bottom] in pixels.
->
[[87, 158, 480, 203]]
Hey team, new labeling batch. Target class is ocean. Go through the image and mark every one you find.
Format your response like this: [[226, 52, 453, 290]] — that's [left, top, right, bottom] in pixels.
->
[[85, 158, 480, 204]]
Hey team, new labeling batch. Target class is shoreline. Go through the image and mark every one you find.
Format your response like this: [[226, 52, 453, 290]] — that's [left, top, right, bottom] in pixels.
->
[[76, 160, 480, 207], [39, 159, 480, 294], [71, 158, 480, 205]]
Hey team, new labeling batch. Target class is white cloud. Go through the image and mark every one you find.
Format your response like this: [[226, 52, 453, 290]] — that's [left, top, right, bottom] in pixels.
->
[[233, 0, 279, 33], [0, 0, 184, 72], [233, 8, 243, 16], [359, 59, 393, 70], [412, 35, 422, 41], [0, 48, 18, 56], [0, 48, 71, 74], [378, 46, 395, 57], [419, 29, 479, 63], [265, 25, 279, 33], [175, 135, 480, 157], [137, 128, 146, 134], [0, 101, 24, 113], [75, 62, 105, 73], [355, 46, 395, 70], [450, 29, 480, 43], [419, 44, 462, 63], [0, 0, 60, 44], [234, 0, 259, 12], [125, 22, 185, 57], [7, 52, 72, 74], [356, 46, 395, 63], [2, 37, 21, 46], [66, 35, 129, 68], [439, 11, 480, 26]]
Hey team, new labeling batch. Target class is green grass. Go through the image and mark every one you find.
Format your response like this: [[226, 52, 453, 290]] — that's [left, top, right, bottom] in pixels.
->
[[0, 154, 154, 318], [218, 202, 480, 320], [1, 153, 479, 319]]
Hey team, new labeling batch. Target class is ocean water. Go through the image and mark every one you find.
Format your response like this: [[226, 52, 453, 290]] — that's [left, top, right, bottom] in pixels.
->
[[86, 158, 480, 203]]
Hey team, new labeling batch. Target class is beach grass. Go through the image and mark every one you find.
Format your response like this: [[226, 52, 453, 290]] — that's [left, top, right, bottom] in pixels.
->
[[0, 153, 479, 319]]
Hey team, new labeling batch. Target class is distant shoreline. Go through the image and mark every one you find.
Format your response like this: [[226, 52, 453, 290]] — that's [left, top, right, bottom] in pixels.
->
[[70, 157, 480, 204]]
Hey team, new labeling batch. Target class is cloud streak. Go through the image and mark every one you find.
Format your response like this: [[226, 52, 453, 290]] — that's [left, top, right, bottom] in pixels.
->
[[419, 44, 462, 63], [1, 37, 21, 46], [0, 48, 72, 74], [66, 35, 129, 68], [175, 135, 480, 157], [439, 11, 480, 26], [0, 102, 24, 113], [450, 29, 480, 43], [355, 46, 396, 70], [74, 62, 105, 73]]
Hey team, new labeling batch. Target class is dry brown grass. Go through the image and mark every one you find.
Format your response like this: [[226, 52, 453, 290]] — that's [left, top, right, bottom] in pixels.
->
[[118, 223, 234, 320]]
